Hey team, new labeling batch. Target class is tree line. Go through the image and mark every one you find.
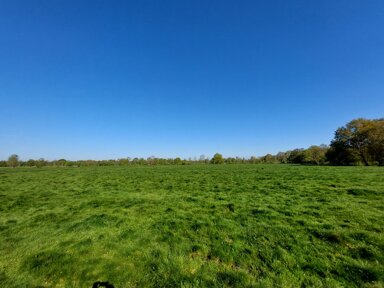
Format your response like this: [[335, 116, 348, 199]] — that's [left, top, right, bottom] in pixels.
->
[[2, 118, 383, 167]]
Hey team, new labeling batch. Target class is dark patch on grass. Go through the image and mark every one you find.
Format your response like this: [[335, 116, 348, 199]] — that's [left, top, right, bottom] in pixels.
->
[[0, 224, 8, 232], [0, 270, 8, 282], [227, 203, 235, 212], [302, 263, 327, 278], [185, 196, 197, 202], [332, 263, 379, 283], [148, 261, 158, 272], [123, 198, 144, 208], [83, 200, 103, 208], [191, 222, 202, 231], [119, 228, 135, 240], [191, 244, 201, 252], [321, 223, 335, 230], [279, 210, 293, 216], [312, 230, 344, 244], [32, 212, 65, 224], [217, 271, 245, 286], [349, 232, 369, 241], [303, 210, 320, 217], [347, 188, 380, 196], [69, 214, 119, 231], [22, 250, 74, 276], [74, 238, 93, 248], [92, 281, 115, 288], [351, 246, 375, 260], [251, 208, 267, 215], [296, 219, 306, 226], [6, 219, 17, 224]]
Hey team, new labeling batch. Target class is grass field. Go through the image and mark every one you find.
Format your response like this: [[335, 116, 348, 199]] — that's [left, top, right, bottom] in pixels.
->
[[0, 165, 383, 287]]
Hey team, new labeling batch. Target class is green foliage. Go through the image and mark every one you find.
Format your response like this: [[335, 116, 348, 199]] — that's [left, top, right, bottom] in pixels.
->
[[285, 146, 328, 165], [304, 145, 328, 165], [287, 149, 306, 164], [261, 154, 276, 163], [0, 165, 383, 287], [328, 118, 384, 166], [210, 153, 224, 164], [7, 154, 19, 168], [36, 158, 47, 168]]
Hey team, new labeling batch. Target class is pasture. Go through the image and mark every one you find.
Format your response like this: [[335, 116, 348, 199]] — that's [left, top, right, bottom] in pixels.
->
[[0, 165, 383, 287]]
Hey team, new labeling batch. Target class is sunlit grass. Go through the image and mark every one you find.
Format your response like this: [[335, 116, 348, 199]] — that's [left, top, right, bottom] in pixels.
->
[[0, 165, 383, 287]]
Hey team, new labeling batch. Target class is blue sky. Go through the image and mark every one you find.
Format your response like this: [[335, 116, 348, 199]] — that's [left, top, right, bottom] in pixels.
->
[[1, 0, 383, 160]]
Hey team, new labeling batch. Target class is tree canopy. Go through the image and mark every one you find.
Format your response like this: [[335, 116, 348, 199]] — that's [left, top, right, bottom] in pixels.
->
[[7, 154, 19, 168], [327, 118, 384, 166], [210, 153, 224, 164]]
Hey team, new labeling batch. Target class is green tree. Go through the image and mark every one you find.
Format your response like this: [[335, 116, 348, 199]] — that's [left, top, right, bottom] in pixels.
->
[[210, 153, 224, 164], [249, 156, 260, 164], [36, 158, 47, 168], [287, 149, 305, 164], [7, 154, 19, 167], [327, 118, 384, 165], [304, 145, 328, 165], [26, 159, 36, 167], [56, 159, 67, 167], [262, 154, 275, 163], [276, 152, 289, 163]]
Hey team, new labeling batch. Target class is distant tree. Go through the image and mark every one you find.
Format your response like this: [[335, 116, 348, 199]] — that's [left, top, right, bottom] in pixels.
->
[[368, 120, 384, 165], [327, 118, 384, 165], [287, 149, 305, 164], [147, 156, 157, 165], [210, 153, 224, 164], [276, 152, 289, 163], [236, 157, 245, 164], [225, 157, 236, 164], [249, 156, 260, 164], [65, 161, 75, 167], [326, 141, 359, 166], [26, 159, 36, 167], [7, 154, 19, 168], [36, 158, 47, 168], [117, 158, 129, 166], [262, 154, 275, 163], [304, 145, 328, 165]]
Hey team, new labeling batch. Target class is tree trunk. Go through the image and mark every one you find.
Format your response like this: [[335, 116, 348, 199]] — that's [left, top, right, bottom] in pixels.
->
[[360, 151, 369, 166]]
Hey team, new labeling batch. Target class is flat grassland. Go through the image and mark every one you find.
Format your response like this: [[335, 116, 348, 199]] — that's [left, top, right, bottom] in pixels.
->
[[0, 165, 383, 287]]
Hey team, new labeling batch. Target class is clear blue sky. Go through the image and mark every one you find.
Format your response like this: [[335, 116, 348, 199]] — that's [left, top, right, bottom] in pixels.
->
[[1, 0, 383, 160]]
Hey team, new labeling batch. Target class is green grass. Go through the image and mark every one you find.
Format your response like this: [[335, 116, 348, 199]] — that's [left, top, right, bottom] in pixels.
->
[[0, 165, 383, 287]]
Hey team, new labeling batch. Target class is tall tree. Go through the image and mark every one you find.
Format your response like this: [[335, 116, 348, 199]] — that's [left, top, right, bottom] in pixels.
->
[[328, 118, 384, 165], [7, 154, 19, 168]]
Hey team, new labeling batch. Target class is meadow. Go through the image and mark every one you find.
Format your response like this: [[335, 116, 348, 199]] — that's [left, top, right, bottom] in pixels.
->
[[0, 164, 383, 287]]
